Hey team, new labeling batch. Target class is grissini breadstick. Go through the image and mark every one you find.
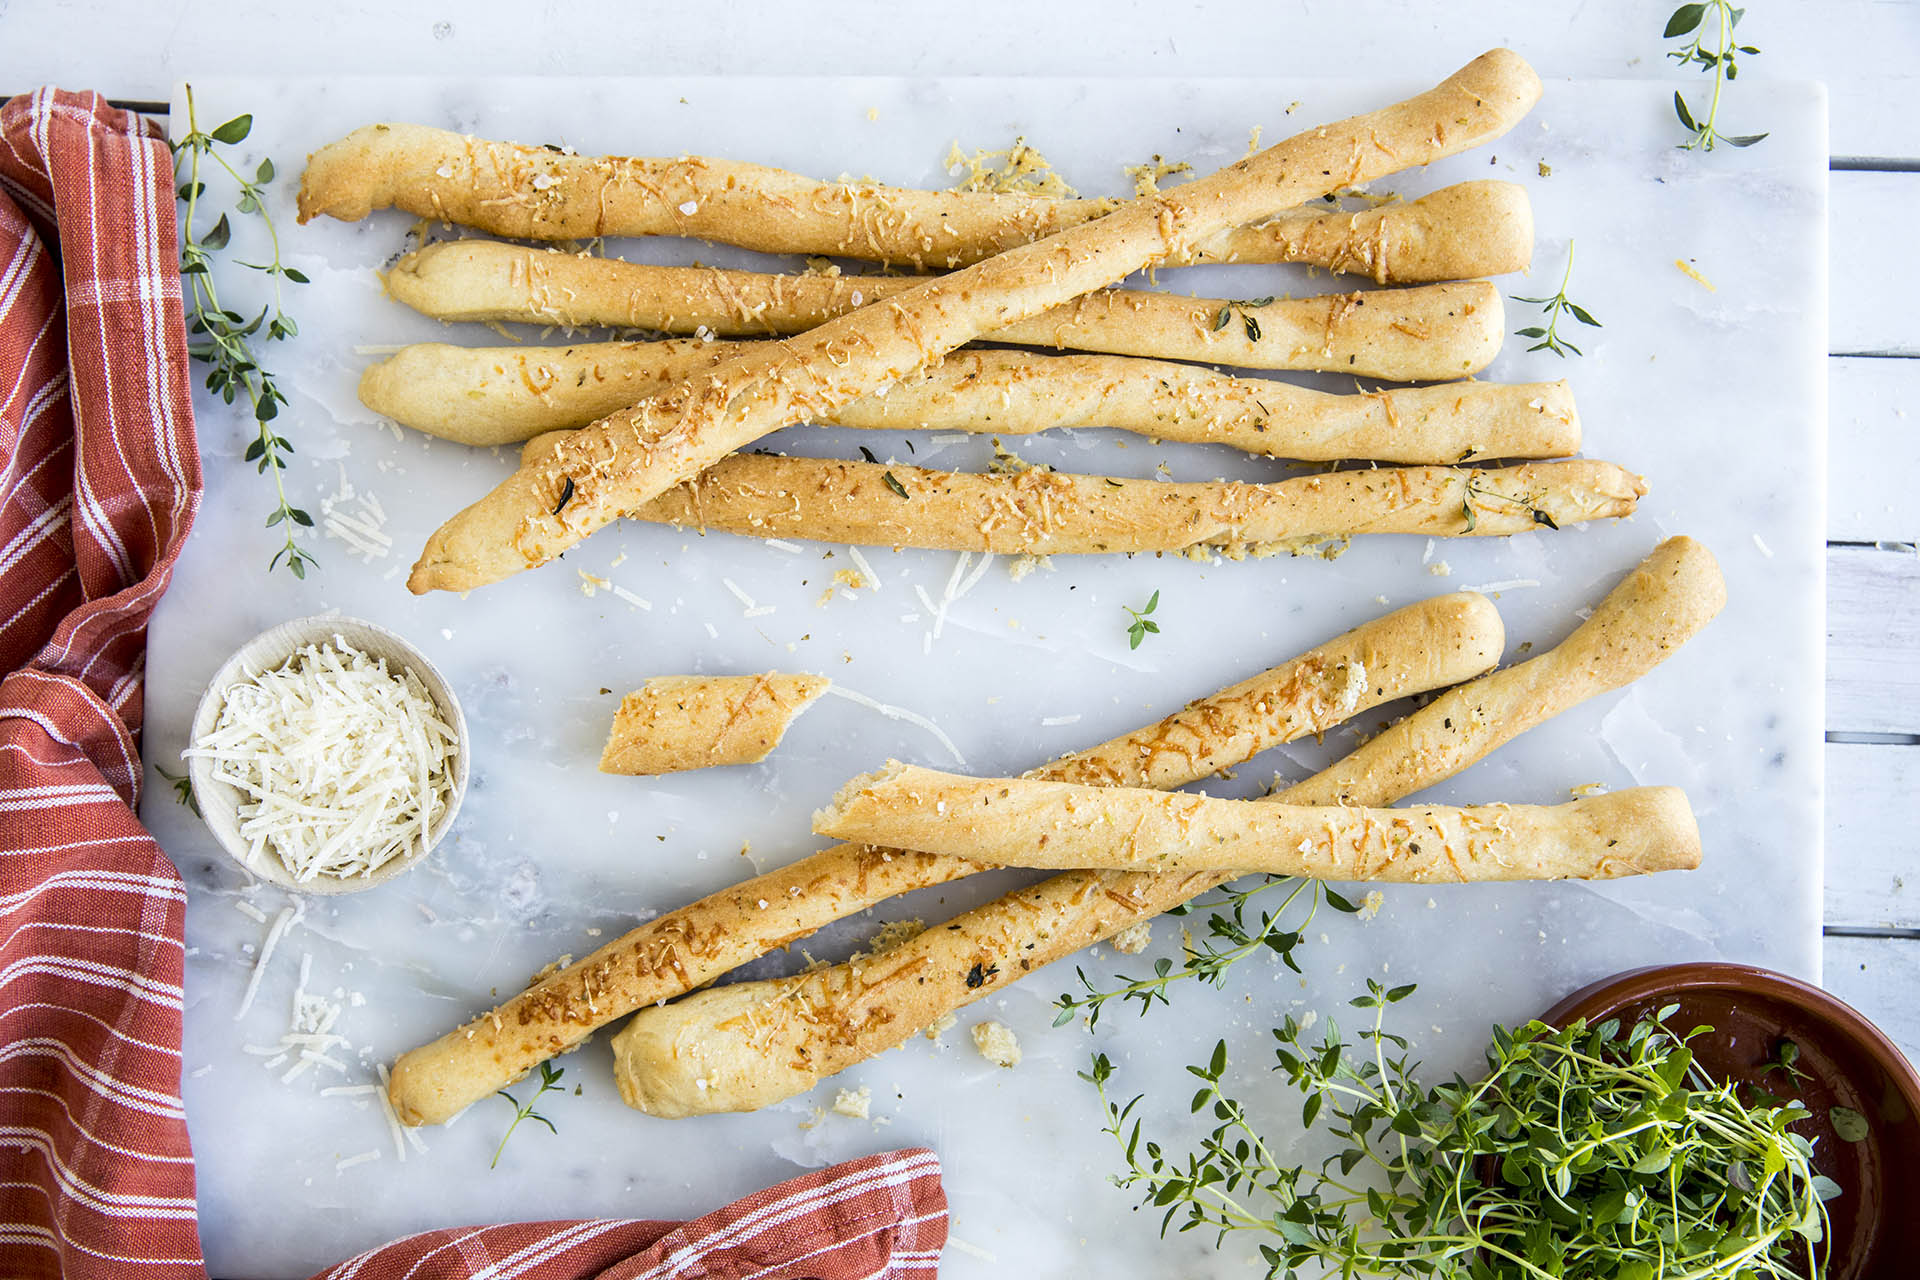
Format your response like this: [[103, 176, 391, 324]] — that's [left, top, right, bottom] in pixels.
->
[[361, 341, 1580, 463], [600, 452, 1645, 556], [407, 50, 1543, 593], [298, 110, 1531, 280], [608, 536, 1725, 1118], [385, 243, 1502, 382], [600, 674, 829, 775], [386, 592, 1502, 1125], [816, 763, 1701, 882]]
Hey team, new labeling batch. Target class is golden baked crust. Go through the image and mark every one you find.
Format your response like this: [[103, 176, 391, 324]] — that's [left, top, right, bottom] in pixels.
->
[[404, 51, 1543, 593], [384, 243, 1503, 382], [608, 538, 1724, 1118], [819, 763, 1701, 882], [299, 116, 1530, 280], [361, 340, 1578, 463], [384, 592, 1503, 1126], [618, 454, 1643, 557], [598, 673, 829, 775]]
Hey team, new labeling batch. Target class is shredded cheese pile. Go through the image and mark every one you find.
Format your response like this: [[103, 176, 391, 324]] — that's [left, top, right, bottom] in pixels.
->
[[189, 639, 458, 883]]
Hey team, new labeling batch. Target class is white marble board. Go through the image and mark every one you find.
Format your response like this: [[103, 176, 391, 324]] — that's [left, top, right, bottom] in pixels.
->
[[143, 71, 1826, 1278]]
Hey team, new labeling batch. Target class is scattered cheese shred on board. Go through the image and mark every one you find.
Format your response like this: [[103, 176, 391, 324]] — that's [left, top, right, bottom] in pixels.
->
[[233, 903, 301, 1022], [187, 638, 458, 885], [822, 684, 966, 766], [1673, 258, 1716, 291]]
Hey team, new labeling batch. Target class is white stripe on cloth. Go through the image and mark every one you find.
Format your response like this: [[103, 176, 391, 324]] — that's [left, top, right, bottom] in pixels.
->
[[736, 1205, 951, 1280], [629, 1150, 943, 1280], [0, 868, 186, 914], [0, 1126, 198, 1217], [0, 1083, 198, 1164], [0, 1039, 185, 1120]]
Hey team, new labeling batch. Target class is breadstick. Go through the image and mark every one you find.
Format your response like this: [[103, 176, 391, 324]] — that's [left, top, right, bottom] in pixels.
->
[[608, 536, 1724, 1117], [386, 592, 1502, 1125], [362, 341, 1579, 462], [606, 453, 1644, 556], [817, 763, 1701, 882], [600, 674, 829, 775], [386, 242, 1502, 382], [408, 50, 1542, 593], [298, 109, 1530, 280]]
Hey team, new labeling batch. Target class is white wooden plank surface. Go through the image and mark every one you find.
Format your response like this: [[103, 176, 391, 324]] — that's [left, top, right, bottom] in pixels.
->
[[1831, 172, 1920, 355], [1824, 936, 1920, 1064], [8, 0, 1920, 156], [1825, 743, 1920, 927], [1829, 357, 1920, 542], [1829, 545, 1920, 735]]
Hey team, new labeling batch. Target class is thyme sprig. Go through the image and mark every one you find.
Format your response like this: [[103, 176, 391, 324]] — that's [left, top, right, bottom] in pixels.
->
[[1087, 984, 1837, 1279], [1122, 590, 1162, 650], [1054, 878, 1356, 1027], [154, 764, 200, 817], [1666, 3, 1767, 151], [171, 87, 315, 579], [1512, 241, 1601, 359], [1212, 296, 1275, 343], [1460, 478, 1560, 534], [491, 1060, 566, 1168]]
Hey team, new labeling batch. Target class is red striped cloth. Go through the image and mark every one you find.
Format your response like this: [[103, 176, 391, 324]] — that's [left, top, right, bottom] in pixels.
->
[[0, 89, 947, 1280]]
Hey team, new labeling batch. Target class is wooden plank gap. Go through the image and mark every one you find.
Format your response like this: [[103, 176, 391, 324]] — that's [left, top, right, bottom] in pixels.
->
[[1832, 157, 1920, 172]]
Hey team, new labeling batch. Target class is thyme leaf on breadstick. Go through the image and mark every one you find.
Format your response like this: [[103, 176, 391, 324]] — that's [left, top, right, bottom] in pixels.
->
[[1053, 877, 1355, 1027], [490, 1060, 565, 1169], [172, 86, 316, 580], [1512, 241, 1601, 359], [1666, 2, 1768, 151]]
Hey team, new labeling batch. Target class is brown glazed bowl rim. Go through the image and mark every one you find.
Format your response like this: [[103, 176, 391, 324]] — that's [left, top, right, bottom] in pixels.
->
[[1540, 961, 1920, 1280]]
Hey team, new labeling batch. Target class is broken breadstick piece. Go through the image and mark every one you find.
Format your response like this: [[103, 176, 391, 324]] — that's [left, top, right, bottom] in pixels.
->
[[599, 673, 829, 775]]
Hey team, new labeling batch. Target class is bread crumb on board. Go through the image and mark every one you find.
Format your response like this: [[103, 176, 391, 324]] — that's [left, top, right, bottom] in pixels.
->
[[832, 1085, 872, 1119], [1110, 920, 1153, 955], [971, 1020, 1022, 1068], [923, 1011, 958, 1042]]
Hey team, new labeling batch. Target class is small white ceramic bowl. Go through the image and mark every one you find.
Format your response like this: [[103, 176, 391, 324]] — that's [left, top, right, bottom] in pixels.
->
[[186, 614, 469, 895]]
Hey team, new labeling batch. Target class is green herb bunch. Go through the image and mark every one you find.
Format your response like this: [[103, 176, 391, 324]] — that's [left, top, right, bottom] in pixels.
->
[[171, 87, 315, 578], [1666, 3, 1767, 151], [1087, 983, 1836, 1280], [1056, 877, 1359, 1027]]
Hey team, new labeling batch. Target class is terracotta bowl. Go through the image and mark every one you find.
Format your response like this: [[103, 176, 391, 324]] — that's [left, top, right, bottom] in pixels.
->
[[186, 614, 469, 895], [1542, 963, 1920, 1280]]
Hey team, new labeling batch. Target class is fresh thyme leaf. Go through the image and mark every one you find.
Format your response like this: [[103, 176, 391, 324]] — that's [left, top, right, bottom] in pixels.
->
[[1511, 240, 1599, 359], [491, 1060, 566, 1169], [1212, 306, 1232, 332], [1666, 1, 1765, 151], [155, 764, 200, 817], [1121, 590, 1161, 651], [552, 475, 575, 516], [1242, 314, 1261, 343], [1665, 2, 1708, 37], [882, 470, 910, 499], [1089, 990, 1837, 1279], [172, 86, 314, 580], [209, 113, 253, 145]]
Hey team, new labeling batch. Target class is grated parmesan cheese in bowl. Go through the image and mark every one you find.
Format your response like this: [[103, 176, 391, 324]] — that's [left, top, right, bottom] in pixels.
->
[[184, 616, 469, 894]]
